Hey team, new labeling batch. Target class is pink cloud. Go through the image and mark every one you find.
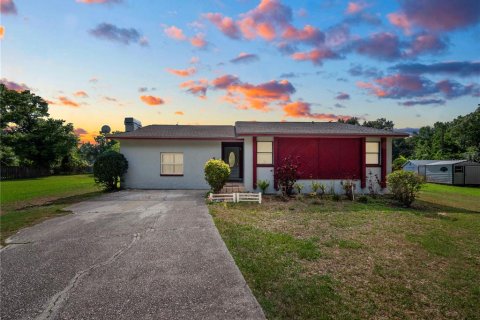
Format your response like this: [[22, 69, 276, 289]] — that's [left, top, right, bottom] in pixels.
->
[[0, 25, 4, 39], [354, 32, 401, 60], [58, 96, 80, 107], [407, 33, 447, 56], [283, 101, 350, 121], [345, 2, 367, 15], [74, 90, 88, 98], [0, 0, 17, 15], [399, 0, 480, 32], [281, 25, 324, 46], [190, 33, 207, 48], [166, 67, 197, 77], [174, 111, 184, 115], [0, 78, 30, 91], [291, 48, 340, 65], [211, 75, 240, 89], [387, 12, 412, 34], [140, 95, 165, 105], [76, 0, 121, 4], [180, 79, 208, 99], [230, 52, 259, 64], [164, 26, 186, 40], [203, 13, 240, 39]]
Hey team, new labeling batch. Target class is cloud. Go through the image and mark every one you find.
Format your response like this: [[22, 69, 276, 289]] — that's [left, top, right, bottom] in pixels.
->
[[180, 79, 208, 99], [335, 92, 350, 100], [164, 26, 186, 40], [396, 0, 480, 32], [348, 64, 383, 78], [89, 23, 147, 46], [166, 67, 197, 77], [357, 73, 479, 99], [345, 1, 368, 14], [0, 78, 30, 91], [399, 99, 445, 106], [354, 32, 402, 60], [190, 56, 200, 64], [74, 128, 88, 136], [391, 61, 480, 77], [190, 33, 207, 48], [291, 48, 341, 65], [283, 101, 351, 121], [140, 95, 165, 105], [230, 52, 259, 64], [103, 96, 117, 102], [76, 0, 121, 4], [174, 111, 184, 115], [334, 103, 347, 108], [222, 79, 296, 111], [74, 91, 88, 98], [89, 77, 98, 83], [406, 33, 447, 56], [387, 12, 412, 34], [211, 75, 240, 89], [0, 0, 17, 15], [58, 96, 80, 107], [203, 13, 241, 39], [281, 24, 325, 46], [0, 25, 4, 39]]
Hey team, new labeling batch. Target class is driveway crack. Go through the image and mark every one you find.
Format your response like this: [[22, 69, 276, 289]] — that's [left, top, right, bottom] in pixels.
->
[[35, 233, 140, 320]]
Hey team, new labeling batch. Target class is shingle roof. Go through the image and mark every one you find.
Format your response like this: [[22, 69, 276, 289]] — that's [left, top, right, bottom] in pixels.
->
[[235, 121, 409, 136], [109, 121, 410, 139], [109, 125, 236, 139]]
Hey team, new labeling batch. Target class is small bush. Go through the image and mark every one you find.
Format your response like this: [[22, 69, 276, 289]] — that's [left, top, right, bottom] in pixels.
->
[[93, 151, 128, 191], [311, 181, 320, 194], [204, 159, 231, 193], [387, 170, 424, 207], [341, 180, 356, 201], [293, 183, 304, 195], [257, 179, 270, 194], [274, 155, 301, 196], [357, 195, 368, 203], [332, 194, 340, 201], [318, 183, 327, 199]]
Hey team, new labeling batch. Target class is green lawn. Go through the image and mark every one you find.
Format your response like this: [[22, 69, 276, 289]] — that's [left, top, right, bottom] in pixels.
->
[[210, 185, 480, 319], [0, 175, 101, 245], [418, 183, 480, 212]]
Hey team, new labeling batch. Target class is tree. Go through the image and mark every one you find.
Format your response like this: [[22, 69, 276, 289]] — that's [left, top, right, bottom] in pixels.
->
[[93, 151, 128, 190], [363, 118, 394, 131], [0, 85, 78, 169], [274, 155, 301, 196], [78, 132, 119, 165], [338, 117, 360, 125]]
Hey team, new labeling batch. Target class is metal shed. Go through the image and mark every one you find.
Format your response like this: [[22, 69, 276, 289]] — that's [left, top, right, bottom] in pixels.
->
[[403, 160, 438, 175], [425, 160, 480, 185]]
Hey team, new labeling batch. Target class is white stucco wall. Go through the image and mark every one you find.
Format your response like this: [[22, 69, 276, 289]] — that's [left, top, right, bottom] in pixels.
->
[[120, 139, 221, 189]]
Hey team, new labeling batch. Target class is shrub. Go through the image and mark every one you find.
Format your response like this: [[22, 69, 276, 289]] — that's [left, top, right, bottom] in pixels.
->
[[311, 181, 320, 194], [387, 170, 424, 207], [357, 195, 368, 203], [274, 155, 301, 196], [204, 159, 231, 193], [318, 183, 327, 199], [332, 194, 340, 201], [341, 179, 356, 201], [367, 171, 381, 198], [257, 179, 270, 194], [393, 155, 408, 171], [293, 183, 304, 195], [93, 151, 128, 191]]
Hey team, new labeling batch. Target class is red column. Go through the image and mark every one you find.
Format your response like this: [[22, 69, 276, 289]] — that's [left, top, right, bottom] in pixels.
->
[[361, 137, 366, 188], [253, 136, 257, 189], [381, 137, 387, 188], [274, 137, 279, 190]]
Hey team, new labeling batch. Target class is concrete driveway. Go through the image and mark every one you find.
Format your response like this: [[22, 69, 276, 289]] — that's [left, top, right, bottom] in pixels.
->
[[0, 190, 265, 320]]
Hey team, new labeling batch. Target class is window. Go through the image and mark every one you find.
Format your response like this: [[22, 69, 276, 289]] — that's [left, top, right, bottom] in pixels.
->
[[366, 142, 380, 165], [160, 153, 183, 175], [455, 166, 464, 173], [257, 141, 273, 165]]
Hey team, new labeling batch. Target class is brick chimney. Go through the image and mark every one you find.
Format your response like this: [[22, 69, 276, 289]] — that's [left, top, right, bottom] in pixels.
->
[[124, 118, 142, 132]]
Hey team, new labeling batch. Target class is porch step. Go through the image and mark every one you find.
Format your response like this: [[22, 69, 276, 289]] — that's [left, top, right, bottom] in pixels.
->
[[220, 183, 245, 194]]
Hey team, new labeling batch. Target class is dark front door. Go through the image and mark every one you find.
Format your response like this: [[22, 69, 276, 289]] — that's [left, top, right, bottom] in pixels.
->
[[222, 143, 243, 181]]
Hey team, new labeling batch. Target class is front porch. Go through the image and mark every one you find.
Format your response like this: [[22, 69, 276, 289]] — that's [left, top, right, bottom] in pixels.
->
[[220, 182, 246, 193]]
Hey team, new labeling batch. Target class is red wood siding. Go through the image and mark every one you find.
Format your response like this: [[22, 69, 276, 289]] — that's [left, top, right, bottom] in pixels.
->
[[277, 138, 362, 180]]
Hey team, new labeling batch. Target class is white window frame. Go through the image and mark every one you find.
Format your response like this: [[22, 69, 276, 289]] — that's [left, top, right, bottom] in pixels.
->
[[366, 142, 380, 165], [160, 152, 184, 176], [257, 141, 273, 165]]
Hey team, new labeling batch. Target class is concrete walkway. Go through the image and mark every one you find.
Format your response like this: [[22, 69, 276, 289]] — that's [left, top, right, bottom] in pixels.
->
[[0, 190, 265, 320]]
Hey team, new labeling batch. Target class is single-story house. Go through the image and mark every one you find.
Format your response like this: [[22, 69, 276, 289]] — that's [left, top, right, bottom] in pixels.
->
[[403, 160, 439, 175], [109, 118, 409, 194], [423, 160, 480, 185]]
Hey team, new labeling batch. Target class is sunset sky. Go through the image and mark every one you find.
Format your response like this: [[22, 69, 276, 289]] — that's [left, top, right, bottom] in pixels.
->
[[1, 0, 479, 143]]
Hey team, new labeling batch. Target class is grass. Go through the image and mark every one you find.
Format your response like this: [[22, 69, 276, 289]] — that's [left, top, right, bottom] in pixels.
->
[[0, 175, 101, 245], [210, 185, 480, 319], [418, 183, 480, 212]]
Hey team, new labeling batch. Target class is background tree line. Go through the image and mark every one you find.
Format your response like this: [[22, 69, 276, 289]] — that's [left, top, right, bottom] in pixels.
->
[[0, 84, 118, 173], [338, 107, 480, 166]]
